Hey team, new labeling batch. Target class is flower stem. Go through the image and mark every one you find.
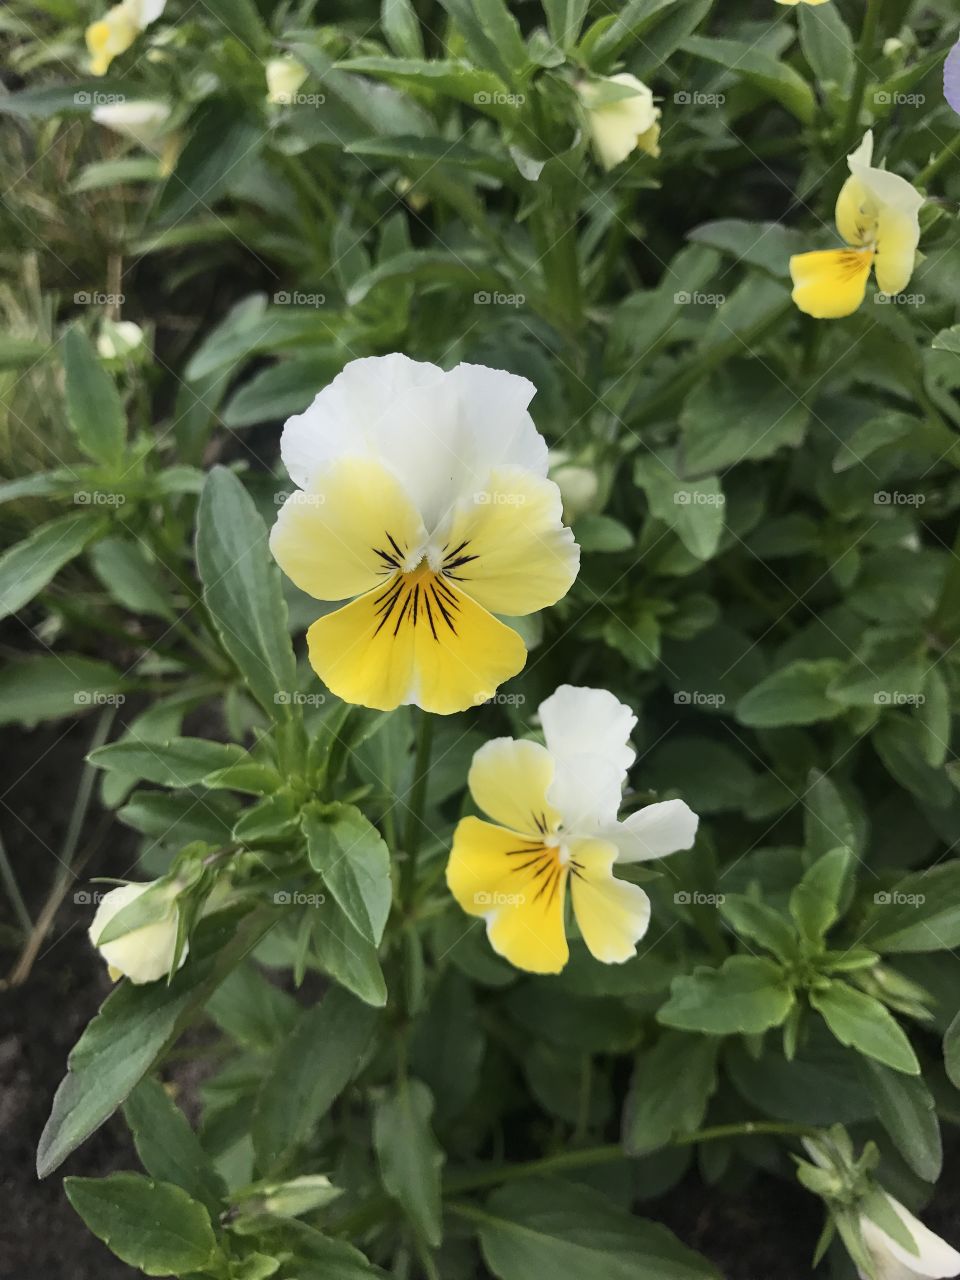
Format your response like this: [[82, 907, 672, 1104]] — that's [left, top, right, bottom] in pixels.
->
[[402, 709, 435, 905], [915, 134, 960, 188], [843, 0, 883, 151]]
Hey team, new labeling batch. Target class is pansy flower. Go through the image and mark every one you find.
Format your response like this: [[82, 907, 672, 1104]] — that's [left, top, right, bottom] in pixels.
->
[[578, 73, 661, 171], [446, 685, 698, 974], [790, 130, 924, 318], [857, 1194, 960, 1280], [269, 355, 579, 715], [945, 38, 960, 117], [86, 0, 167, 76]]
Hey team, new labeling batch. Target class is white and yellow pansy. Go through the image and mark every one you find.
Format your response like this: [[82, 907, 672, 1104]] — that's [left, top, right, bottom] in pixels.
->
[[446, 685, 698, 974], [91, 99, 178, 173], [857, 1193, 960, 1280], [88, 880, 185, 984], [578, 73, 661, 171], [269, 355, 579, 715], [790, 130, 924, 319], [86, 0, 166, 76]]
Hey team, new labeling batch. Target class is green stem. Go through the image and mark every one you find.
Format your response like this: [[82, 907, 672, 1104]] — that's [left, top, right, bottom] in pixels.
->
[[915, 134, 960, 188], [402, 710, 435, 905], [843, 0, 883, 151], [0, 829, 33, 934]]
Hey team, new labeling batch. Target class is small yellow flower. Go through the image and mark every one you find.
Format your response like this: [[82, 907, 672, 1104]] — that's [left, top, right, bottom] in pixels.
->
[[269, 355, 579, 715], [265, 55, 309, 105], [790, 130, 923, 319], [86, 0, 167, 76], [88, 881, 186, 984], [446, 685, 699, 974], [579, 73, 661, 171]]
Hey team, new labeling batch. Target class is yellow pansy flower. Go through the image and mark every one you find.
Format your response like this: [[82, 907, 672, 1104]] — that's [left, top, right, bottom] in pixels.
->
[[269, 355, 579, 715], [578, 73, 661, 171], [446, 685, 699, 974], [790, 130, 924, 319], [86, 0, 167, 76]]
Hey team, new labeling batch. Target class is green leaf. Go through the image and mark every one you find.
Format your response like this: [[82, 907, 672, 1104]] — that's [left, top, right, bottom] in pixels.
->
[[680, 362, 808, 473], [658, 956, 795, 1035], [736, 660, 846, 728], [222, 357, 337, 428], [789, 848, 852, 944], [196, 466, 299, 720], [0, 655, 123, 726], [583, 0, 677, 64], [944, 1009, 960, 1090], [718, 896, 797, 960], [37, 910, 274, 1177], [155, 100, 262, 224], [798, 1, 854, 90], [345, 248, 501, 306], [304, 804, 392, 945], [623, 1033, 719, 1154], [90, 536, 173, 618], [62, 326, 126, 466], [374, 1079, 444, 1246], [311, 907, 388, 1007], [859, 864, 960, 953], [65, 1173, 217, 1276], [543, 0, 590, 48], [681, 34, 816, 123], [254, 988, 379, 1170], [0, 512, 104, 621], [810, 981, 919, 1075], [334, 57, 512, 120], [122, 1078, 226, 1214], [634, 457, 725, 561], [859, 1059, 941, 1181], [804, 769, 860, 860], [470, 1178, 721, 1279], [89, 737, 250, 788], [382, 0, 424, 57], [436, 0, 529, 84], [687, 220, 804, 279], [873, 717, 955, 811]]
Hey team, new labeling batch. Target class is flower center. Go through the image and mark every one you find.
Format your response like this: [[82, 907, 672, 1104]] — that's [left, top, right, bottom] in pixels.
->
[[368, 528, 483, 642]]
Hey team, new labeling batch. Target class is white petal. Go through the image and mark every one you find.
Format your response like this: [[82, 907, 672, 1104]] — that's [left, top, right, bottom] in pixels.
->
[[538, 684, 636, 779], [848, 133, 923, 217], [605, 798, 699, 863], [547, 752, 625, 833], [861, 1197, 960, 1280], [280, 355, 547, 534], [848, 130, 875, 170], [88, 882, 185, 984], [136, 0, 167, 24]]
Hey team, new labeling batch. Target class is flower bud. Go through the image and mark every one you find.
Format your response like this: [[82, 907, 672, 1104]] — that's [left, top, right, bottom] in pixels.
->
[[266, 56, 309, 105], [88, 881, 186, 984], [578, 74, 661, 171]]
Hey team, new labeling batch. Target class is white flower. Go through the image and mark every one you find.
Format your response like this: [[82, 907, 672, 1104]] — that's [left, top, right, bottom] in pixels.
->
[[859, 1195, 960, 1280], [446, 684, 699, 973], [579, 73, 661, 171], [269, 354, 579, 714], [266, 55, 309, 105], [86, 0, 167, 76], [97, 319, 145, 360], [88, 881, 186, 984], [91, 99, 171, 148]]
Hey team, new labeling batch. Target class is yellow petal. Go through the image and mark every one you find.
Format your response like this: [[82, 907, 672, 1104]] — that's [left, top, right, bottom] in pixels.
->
[[874, 203, 920, 295], [270, 458, 427, 602], [438, 467, 579, 617], [789, 248, 873, 319], [569, 839, 652, 963], [306, 567, 526, 714], [468, 738, 561, 834], [85, 7, 139, 76], [834, 174, 877, 247], [446, 816, 569, 974], [636, 119, 661, 159]]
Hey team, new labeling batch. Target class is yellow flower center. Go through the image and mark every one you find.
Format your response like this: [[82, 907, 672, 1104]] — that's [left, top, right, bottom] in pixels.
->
[[370, 530, 483, 640]]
